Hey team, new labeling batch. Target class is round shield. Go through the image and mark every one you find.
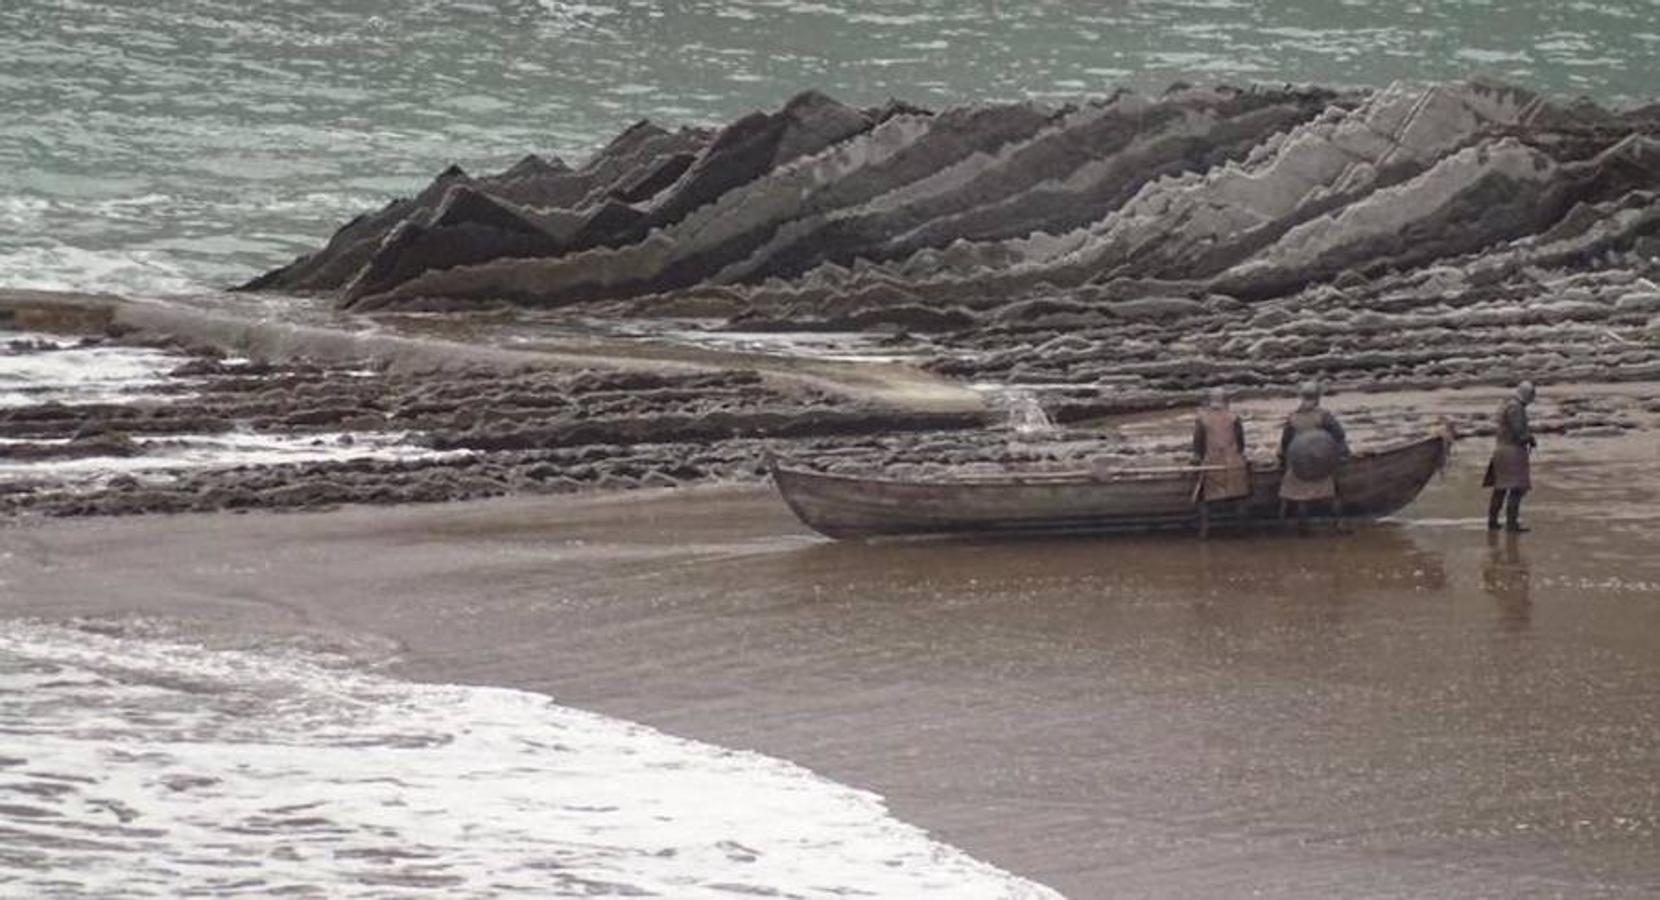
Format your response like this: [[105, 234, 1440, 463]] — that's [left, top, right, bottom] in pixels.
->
[[1287, 430, 1340, 481]]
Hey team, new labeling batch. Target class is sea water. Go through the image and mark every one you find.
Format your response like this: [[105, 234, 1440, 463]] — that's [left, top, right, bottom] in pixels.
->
[[3, 3, 1655, 895], [0, 332, 458, 488], [0, 619, 1060, 898], [2, 0, 1657, 295]]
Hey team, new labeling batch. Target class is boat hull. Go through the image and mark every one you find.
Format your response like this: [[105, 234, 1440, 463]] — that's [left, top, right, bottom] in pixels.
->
[[771, 435, 1448, 540]]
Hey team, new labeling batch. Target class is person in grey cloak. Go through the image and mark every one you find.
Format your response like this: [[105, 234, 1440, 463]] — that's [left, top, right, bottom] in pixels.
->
[[1484, 382, 1537, 532], [1277, 380, 1350, 530]]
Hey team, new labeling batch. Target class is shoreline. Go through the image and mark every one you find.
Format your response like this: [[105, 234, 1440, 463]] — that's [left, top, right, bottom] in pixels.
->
[[1, 288, 999, 517], [0, 288, 987, 413], [11, 20, 1660, 894], [6, 426, 1660, 895], [7, 288, 1659, 521]]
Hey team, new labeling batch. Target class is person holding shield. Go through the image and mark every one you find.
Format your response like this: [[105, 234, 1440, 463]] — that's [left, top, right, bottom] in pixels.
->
[[1277, 380, 1350, 532]]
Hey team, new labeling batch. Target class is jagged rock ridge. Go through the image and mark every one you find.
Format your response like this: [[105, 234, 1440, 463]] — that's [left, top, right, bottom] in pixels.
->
[[245, 80, 1660, 394], [249, 81, 1660, 319]]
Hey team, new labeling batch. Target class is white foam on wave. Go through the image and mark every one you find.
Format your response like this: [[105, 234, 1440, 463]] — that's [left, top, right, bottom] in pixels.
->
[[0, 334, 460, 488], [0, 332, 183, 407], [0, 620, 1064, 899], [0, 244, 205, 298], [0, 430, 466, 488]]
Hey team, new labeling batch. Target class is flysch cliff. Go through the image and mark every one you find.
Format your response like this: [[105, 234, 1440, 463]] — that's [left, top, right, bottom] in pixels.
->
[[245, 80, 1660, 399]]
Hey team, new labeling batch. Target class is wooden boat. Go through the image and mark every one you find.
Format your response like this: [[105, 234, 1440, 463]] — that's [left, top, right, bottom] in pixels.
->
[[770, 433, 1449, 540]]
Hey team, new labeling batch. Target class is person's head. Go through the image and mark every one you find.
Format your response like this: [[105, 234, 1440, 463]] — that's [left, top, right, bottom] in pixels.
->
[[1297, 380, 1322, 407], [1516, 381, 1536, 404], [1206, 387, 1228, 409]]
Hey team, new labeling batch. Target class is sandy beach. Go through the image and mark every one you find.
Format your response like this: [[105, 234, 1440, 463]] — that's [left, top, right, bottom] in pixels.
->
[[6, 422, 1658, 897], [6, 62, 1660, 896]]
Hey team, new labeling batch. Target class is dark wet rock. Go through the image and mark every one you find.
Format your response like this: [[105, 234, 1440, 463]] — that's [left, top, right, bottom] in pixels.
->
[[340, 184, 566, 303], [0, 431, 138, 461], [828, 303, 975, 333], [609, 151, 697, 204], [58, 79, 1660, 520], [647, 90, 872, 226], [241, 165, 473, 293], [251, 79, 1657, 343], [0, 344, 1001, 518], [241, 122, 713, 295]]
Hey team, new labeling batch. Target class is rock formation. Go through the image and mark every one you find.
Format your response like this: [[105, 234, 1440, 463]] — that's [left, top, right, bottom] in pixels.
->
[[243, 80, 1660, 396]]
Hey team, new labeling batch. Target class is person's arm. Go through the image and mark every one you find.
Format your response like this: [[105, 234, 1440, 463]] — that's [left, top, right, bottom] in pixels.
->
[[1323, 412, 1350, 458], [1278, 421, 1294, 464], [1507, 403, 1535, 449], [1192, 418, 1206, 463]]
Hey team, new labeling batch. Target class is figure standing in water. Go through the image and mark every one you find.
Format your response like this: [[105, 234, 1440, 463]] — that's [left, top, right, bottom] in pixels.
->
[[1484, 381, 1537, 532], [1191, 387, 1250, 539], [1277, 381, 1350, 532]]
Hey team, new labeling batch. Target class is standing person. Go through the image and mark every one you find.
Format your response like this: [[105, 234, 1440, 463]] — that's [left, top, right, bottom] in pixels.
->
[[1278, 380, 1350, 531], [1484, 382, 1537, 532], [1192, 387, 1250, 539]]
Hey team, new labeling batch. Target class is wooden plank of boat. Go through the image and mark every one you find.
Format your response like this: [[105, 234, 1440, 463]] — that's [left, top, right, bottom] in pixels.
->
[[769, 433, 1449, 540]]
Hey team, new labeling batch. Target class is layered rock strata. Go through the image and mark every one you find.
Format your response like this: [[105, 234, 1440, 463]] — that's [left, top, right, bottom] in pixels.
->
[[246, 80, 1660, 401], [4, 330, 1652, 517], [0, 339, 983, 517]]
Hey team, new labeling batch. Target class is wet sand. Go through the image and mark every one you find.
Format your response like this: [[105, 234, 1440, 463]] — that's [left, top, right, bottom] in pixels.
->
[[4, 429, 1659, 897]]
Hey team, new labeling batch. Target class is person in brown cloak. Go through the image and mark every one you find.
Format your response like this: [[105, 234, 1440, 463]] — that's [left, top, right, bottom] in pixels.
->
[[1483, 381, 1537, 532], [1191, 387, 1250, 539], [1278, 381, 1350, 531]]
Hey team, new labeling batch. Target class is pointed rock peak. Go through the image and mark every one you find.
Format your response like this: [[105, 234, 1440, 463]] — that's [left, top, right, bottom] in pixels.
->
[[437, 163, 469, 181], [503, 154, 570, 178], [777, 89, 872, 129], [617, 118, 667, 140], [865, 98, 934, 124], [1093, 86, 1134, 108], [770, 89, 873, 165], [705, 109, 775, 152], [582, 119, 672, 169], [428, 183, 548, 237], [783, 89, 844, 114]]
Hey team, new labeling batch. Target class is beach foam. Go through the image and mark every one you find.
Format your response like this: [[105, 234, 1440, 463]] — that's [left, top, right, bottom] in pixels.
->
[[0, 332, 182, 407], [0, 619, 1063, 899]]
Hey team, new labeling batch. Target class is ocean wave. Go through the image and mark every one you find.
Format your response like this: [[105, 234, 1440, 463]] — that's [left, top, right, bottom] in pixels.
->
[[0, 619, 1063, 899], [0, 244, 205, 297], [4, 0, 1658, 299]]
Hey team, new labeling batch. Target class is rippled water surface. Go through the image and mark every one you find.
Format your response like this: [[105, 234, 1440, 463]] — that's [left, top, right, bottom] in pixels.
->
[[3, 0, 1659, 294], [0, 619, 1058, 898]]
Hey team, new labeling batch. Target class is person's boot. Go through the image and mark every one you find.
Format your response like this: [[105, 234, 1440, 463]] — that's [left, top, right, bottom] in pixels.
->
[[1332, 498, 1352, 534], [1504, 491, 1530, 533], [1487, 490, 1505, 531]]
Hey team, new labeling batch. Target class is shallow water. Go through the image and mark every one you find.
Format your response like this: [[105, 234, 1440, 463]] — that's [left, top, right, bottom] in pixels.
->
[[0, 619, 1059, 899], [0, 430, 467, 491], [5, 427, 1659, 896], [0, 330, 458, 489], [4, 0, 1659, 295], [0, 333, 182, 407]]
